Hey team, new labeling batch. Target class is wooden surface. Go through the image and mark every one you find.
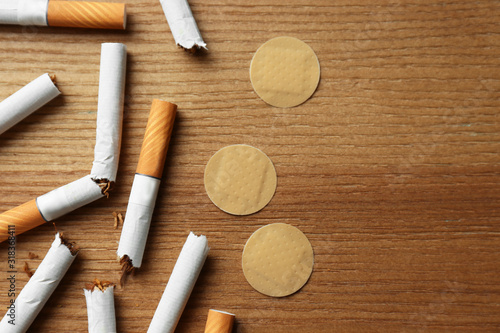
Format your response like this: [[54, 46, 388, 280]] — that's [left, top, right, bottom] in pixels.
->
[[1, 0, 500, 332]]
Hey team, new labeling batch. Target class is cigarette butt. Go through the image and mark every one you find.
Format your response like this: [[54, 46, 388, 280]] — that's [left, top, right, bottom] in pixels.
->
[[204, 309, 235, 333], [47, 1, 126, 30], [117, 99, 177, 270], [85, 279, 117, 333], [0, 199, 45, 242], [136, 99, 177, 179]]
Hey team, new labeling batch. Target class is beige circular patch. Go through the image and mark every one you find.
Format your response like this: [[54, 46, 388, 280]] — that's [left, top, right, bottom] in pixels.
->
[[242, 223, 314, 297], [250, 36, 320, 108], [204, 144, 277, 215]]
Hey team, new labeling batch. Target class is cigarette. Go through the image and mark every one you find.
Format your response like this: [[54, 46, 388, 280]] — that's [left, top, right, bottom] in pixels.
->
[[204, 309, 235, 333], [159, 0, 207, 51], [84, 279, 117, 333], [117, 99, 177, 272], [91, 43, 127, 184], [0, 73, 60, 135], [0, 43, 126, 242], [0, 233, 78, 333], [0, 0, 126, 30], [147, 232, 209, 333]]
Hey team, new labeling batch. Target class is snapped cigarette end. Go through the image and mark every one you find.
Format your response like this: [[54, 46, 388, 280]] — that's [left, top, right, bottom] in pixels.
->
[[47, 1, 127, 30], [119, 255, 135, 287], [204, 309, 235, 333], [84, 279, 117, 333], [59, 232, 80, 256], [179, 44, 200, 54], [92, 178, 114, 197], [85, 278, 115, 292], [159, 0, 207, 51]]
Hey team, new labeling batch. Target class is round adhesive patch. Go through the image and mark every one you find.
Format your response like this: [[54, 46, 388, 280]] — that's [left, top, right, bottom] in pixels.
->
[[250, 36, 320, 108], [242, 223, 314, 297], [204, 144, 277, 215]]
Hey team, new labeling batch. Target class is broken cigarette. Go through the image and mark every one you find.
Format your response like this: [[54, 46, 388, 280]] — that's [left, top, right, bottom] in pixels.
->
[[159, 0, 207, 51], [147, 232, 209, 333], [0, 233, 78, 333], [0, 73, 60, 135], [0, 43, 126, 242], [84, 279, 117, 333], [91, 43, 127, 184], [0, 0, 126, 29], [117, 99, 177, 271], [204, 309, 235, 333]]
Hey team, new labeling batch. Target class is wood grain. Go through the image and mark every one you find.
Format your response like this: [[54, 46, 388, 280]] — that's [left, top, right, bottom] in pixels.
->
[[1, 0, 500, 332]]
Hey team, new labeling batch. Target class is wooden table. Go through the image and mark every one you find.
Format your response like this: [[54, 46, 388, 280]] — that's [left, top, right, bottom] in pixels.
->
[[1, 0, 500, 332]]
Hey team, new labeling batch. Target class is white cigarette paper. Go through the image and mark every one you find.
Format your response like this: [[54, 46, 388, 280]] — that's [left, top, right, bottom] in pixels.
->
[[117, 174, 161, 268], [91, 43, 127, 182], [84, 286, 117, 333], [0, 233, 77, 333], [36, 175, 104, 221], [159, 0, 207, 50], [0, 73, 60, 135], [0, 0, 48, 26], [148, 232, 209, 333]]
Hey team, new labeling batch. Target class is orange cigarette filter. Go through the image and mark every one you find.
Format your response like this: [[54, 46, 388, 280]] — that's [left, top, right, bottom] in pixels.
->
[[136, 99, 177, 179], [204, 309, 235, 333], [0, 199, 45, 242], [47, 1, 126, 30]]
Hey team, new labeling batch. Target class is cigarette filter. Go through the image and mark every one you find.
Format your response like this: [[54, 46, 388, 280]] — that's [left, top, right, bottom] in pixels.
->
[[90, 43, 127, 183], [0, 0, 126, 29], [204, 309, 235, 333], [0, 233, 78, 333], [117, 99, 177, 269], [84, 281, 117, 333], [147, 232, 209, 333], [159, 0, 207, 51], [0, 43, 127, 242], [0, 73, 60, 135], [0, 199, 45, 242]]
